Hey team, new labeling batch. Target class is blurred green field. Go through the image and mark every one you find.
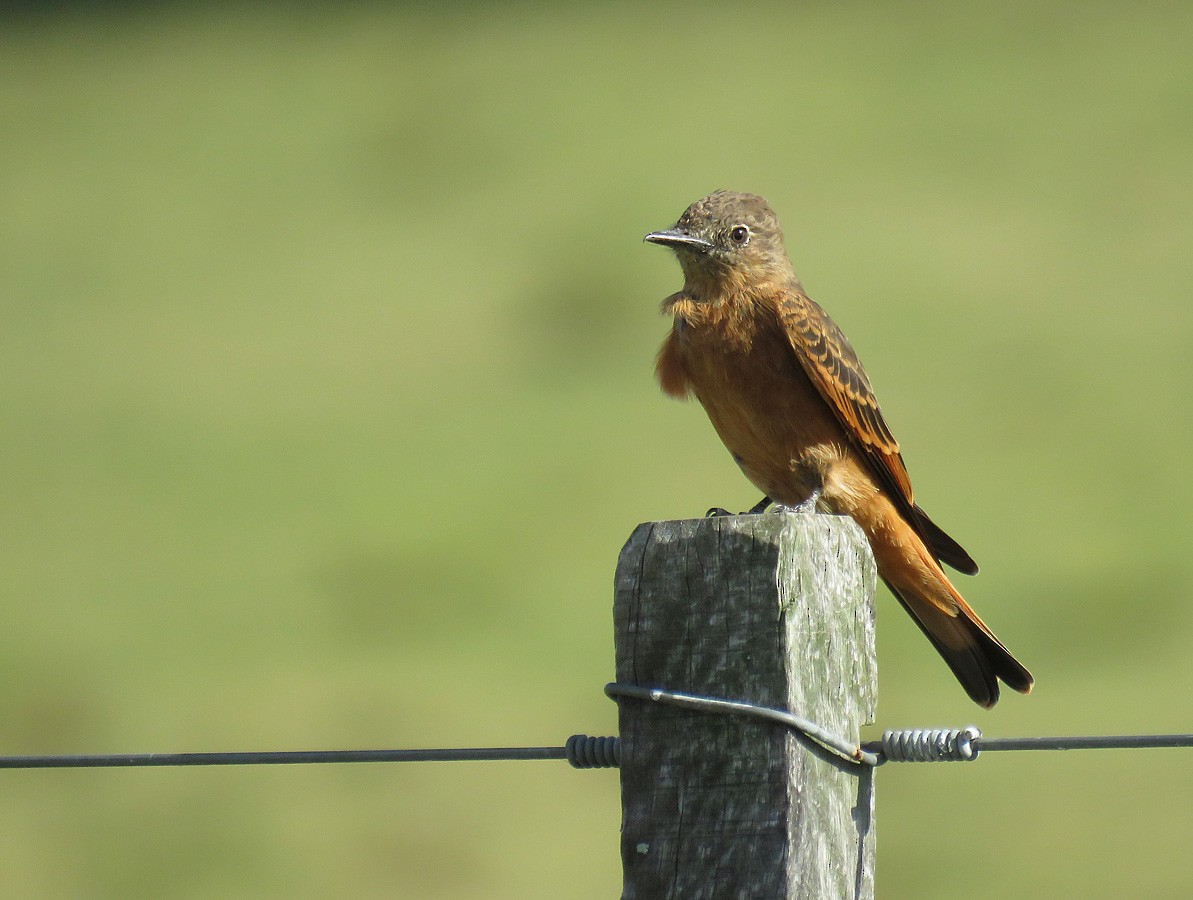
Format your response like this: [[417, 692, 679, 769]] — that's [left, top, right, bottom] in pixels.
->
[[3, 1, 1193, 896]]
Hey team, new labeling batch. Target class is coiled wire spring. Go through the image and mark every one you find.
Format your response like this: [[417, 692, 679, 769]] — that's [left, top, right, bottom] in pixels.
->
[[877, 726, 981, 763], [564, 734, 621, 769]]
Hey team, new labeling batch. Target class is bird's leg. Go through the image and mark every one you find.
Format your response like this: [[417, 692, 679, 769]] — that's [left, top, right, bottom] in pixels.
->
[[772, 487, 823, 515], [768, 464, 826, 514], [790, 487, 822, 513]]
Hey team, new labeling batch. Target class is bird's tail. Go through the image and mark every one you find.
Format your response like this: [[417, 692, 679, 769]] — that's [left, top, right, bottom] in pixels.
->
[[882, 557, 1033, 708]]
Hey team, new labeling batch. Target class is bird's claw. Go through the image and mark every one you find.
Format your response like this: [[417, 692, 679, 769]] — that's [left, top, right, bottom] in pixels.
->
[[706, 496, 775, 517]]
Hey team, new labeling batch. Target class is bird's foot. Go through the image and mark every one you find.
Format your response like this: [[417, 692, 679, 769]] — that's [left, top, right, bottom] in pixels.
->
[[706, 495, 775, 517], [772, 489, 822, 515]]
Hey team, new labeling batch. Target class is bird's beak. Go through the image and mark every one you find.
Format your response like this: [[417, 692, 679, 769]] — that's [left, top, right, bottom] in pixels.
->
[[644, 229, 714, 252]]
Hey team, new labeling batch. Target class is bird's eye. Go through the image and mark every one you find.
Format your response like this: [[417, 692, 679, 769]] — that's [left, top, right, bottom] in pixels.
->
[[729, 225, 750, 245]]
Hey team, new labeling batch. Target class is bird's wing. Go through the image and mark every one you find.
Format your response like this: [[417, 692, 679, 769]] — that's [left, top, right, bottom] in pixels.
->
[[776, 288, 979, 575], [776, 288, 915, 502]]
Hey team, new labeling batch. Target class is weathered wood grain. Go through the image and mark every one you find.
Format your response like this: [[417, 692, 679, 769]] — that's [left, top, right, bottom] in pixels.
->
[[614, 512, 877, 899]]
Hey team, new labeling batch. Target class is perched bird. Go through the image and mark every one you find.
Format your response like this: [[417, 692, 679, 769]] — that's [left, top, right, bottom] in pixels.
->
[[645, 190, 1032, 707]]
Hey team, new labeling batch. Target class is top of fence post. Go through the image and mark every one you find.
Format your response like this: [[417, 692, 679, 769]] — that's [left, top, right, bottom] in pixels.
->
[[612, 511, 878, 899]]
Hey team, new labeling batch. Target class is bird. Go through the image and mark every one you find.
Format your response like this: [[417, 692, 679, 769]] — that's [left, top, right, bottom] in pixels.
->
[[645, 190, 1032, 707]]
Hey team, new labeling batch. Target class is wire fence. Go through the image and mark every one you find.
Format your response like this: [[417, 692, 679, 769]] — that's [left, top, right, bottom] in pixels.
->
[[0, 735, 619, 770], [0, 683, 1188, 771]]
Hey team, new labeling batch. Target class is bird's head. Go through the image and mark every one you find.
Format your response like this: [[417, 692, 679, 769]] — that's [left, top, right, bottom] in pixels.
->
[[644, 191, 793, 293]]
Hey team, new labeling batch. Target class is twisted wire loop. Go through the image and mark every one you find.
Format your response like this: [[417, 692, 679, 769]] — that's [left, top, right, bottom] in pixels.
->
[[877, 726, 981, 763], [604, 682, 880, 767], [564, 734, 620, 769]]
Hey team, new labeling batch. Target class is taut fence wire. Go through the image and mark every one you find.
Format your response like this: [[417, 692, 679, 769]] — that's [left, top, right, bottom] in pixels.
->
[[0, 684, 1188, 771]]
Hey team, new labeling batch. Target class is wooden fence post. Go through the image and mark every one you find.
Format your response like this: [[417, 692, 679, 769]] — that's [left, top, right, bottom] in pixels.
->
[[613, 512, 878, 899]]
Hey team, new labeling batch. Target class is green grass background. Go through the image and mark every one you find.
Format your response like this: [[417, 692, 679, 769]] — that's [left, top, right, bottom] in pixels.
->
[[3, 1, 1193, 896]]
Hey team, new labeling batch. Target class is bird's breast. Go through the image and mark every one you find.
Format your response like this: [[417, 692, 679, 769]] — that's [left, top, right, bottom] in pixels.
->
[[661, 309, 846, 503]]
